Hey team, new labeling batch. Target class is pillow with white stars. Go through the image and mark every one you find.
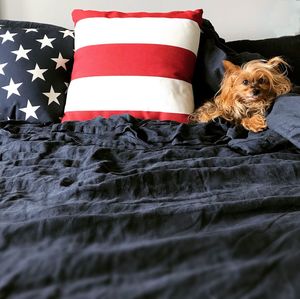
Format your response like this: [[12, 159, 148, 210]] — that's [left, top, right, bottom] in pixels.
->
[[0, 19, 74, 123]]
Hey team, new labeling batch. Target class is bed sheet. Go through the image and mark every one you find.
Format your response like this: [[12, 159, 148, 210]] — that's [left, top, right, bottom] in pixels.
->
[[1, 95, 300, 298]]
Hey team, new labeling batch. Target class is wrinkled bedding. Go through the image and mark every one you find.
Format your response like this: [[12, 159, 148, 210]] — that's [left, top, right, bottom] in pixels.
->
[[1, 95, 300, 298]]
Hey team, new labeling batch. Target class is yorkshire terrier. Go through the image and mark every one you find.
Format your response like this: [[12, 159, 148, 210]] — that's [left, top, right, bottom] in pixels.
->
[[190, 57, 292, 132]]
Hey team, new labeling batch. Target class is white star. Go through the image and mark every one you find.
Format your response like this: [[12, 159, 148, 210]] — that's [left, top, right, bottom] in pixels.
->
[[0, 63, 8, 75], [23, 28, 38, 33], [27, 64, 47, 81], [0, 30, 17, 44], [2, 78, 22, 99], [19, 100, 40, 120], [43, 86, 61, 105], [51, 53, 69, 70], [59, 29, 74, 38], [36, 34, 56, 49], [11, 45, 32, 61]]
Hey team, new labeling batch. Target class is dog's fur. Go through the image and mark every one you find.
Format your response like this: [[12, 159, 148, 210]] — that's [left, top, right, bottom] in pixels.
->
[[190, 57, 292, 132]]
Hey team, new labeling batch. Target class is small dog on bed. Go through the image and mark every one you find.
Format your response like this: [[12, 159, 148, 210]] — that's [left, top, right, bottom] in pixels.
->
[[190, 57, 292, 132]]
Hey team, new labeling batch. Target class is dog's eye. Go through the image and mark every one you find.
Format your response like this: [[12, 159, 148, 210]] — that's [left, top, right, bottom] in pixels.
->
[[258, 78, 265, 84], [242, 80, 249, 85]]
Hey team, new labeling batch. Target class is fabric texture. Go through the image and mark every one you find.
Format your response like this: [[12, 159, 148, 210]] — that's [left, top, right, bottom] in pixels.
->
[[62, 9, 203, 123], [2, 99, 300, 297], [0, 19, 74, 122]]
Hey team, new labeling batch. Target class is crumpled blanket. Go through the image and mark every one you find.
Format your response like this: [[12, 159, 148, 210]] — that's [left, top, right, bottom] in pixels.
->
[[1, 100, 300, 298]]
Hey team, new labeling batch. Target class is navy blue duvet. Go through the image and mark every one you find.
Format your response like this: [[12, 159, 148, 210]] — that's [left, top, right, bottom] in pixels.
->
[[1, 95, 300, 298]]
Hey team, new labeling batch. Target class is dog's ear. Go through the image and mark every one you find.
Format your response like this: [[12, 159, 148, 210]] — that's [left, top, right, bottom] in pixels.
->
[[223, 60, 240, 73], [266, 56, 289, 74]]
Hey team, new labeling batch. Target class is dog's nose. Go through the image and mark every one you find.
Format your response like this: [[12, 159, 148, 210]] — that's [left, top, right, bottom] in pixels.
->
[[253, 89, 260, 96]]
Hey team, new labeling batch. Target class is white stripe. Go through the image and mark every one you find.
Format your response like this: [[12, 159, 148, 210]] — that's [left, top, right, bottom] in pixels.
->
[[75, 17, 200, 55], [65, 76, 194, 114]]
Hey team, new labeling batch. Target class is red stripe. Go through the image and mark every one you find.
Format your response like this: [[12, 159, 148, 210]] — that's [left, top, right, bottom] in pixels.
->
[[62, 111, 189, 123], [72, 44, 196, 82], [72, 9, 203, 25]]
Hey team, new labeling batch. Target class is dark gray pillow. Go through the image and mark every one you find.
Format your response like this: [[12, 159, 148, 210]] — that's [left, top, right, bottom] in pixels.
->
[[227, 34, 300, 87], [193, 19, 264, 108]]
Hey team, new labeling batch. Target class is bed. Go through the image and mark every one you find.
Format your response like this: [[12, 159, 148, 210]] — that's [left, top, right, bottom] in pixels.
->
[[1, 9, 300, 299]]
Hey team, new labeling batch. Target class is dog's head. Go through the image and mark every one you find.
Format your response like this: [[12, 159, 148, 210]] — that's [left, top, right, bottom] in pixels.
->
[[221, 57, 292, 103]]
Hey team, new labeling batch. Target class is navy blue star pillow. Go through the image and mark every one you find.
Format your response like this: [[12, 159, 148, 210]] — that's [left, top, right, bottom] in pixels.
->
[[0, 20, 74, 122]]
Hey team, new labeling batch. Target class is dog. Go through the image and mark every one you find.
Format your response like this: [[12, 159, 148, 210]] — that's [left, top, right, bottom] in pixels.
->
[[190, 57, 292, 132]]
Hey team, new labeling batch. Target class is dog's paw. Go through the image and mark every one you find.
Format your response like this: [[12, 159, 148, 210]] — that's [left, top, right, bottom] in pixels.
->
[[241, 115, 267, 132], [196, 108, 215, 123], [190, 102, 221, 123]]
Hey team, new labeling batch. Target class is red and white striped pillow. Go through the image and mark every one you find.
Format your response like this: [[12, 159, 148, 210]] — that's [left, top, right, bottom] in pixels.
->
[[62, 9, 203, 123]]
